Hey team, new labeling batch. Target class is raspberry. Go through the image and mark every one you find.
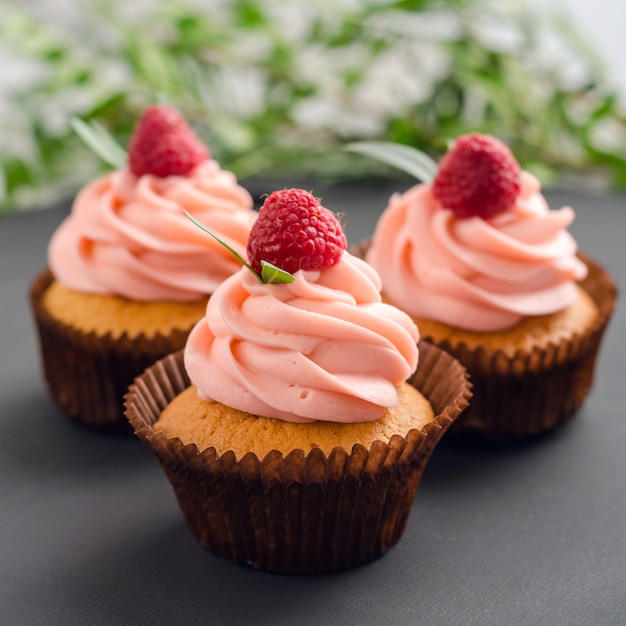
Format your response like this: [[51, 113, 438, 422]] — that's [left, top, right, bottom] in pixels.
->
[[247, 189, 347, 275], [432, 133, 521, 219], [128, 105, 209, 178]]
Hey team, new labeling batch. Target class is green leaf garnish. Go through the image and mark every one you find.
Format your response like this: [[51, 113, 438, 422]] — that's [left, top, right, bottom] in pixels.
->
[[184, 209, 260, 278], [261, 260, 295, 284], [70, 117, 127, 170], [185, 210, 296, 284], [346, 141, 438, 183]]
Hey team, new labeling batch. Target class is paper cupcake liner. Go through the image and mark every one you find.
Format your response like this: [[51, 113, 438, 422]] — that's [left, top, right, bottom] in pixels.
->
[[29, 269, 194, 430], [125, 342, 471, 574], [351, 241, 617, 441]]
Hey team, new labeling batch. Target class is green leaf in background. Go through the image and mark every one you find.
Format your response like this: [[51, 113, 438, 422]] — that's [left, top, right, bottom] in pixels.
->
[[70, 118, 127, 170], [0, 166, 6, 204], [346, 141, 439, 183], [261, 261, 295, 284]]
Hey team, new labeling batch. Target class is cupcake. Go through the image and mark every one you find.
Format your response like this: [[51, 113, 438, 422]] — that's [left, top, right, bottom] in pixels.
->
[[30, 105, 258, 429], [354, 133, 617, 441], [125, 189, 471, 574]]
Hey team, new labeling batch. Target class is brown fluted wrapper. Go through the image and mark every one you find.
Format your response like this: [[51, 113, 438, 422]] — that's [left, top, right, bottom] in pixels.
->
[[125, 342, 471, 574], [29, 269, 194, 430], [352, 240, 617, 442]]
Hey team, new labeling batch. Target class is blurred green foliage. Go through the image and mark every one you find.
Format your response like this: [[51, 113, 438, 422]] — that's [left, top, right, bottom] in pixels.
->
[[1, 0, 625, 212]]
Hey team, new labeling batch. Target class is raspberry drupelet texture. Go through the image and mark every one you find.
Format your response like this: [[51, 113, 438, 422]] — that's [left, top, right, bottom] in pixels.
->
[[128, 105, 209, 178], [432, 133, 521, 219], [247, 189, 348, 275]]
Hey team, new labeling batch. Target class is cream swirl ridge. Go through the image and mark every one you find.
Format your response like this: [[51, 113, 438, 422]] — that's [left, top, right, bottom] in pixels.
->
[[184, 252, 419, 423], [366, 172, 588, 331], [48, 160, 257, 301]]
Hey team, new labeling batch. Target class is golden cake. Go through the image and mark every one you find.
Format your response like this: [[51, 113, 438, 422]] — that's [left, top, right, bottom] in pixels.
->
[[154, 381, 434, 459]]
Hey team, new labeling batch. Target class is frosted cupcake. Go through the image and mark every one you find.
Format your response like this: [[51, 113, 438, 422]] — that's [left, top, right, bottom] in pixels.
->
[[353, 133, 616, 441], [126, 189, 471, 573], [30, 105, 258, 429]]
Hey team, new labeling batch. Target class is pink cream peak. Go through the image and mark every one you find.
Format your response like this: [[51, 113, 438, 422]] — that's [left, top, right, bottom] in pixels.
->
[[366, 171, 587, 331], [48, 161, 257, 301], [184, 252, 420, 423]]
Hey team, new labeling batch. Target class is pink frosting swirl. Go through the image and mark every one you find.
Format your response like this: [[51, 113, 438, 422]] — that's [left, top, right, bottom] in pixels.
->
[[366, 172, 588, 331], [48, 161, 257, 301], [184, 252, 419, 423]]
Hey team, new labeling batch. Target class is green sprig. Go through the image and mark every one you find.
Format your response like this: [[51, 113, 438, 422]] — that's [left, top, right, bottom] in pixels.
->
[[184, 210, 294, 285], [346, 141, 438, 183], [260, 260, 295, 284], [70, 117, 127, 170]]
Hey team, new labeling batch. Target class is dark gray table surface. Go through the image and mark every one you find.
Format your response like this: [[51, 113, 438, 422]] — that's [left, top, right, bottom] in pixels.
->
[[1, 179, 624, 625]]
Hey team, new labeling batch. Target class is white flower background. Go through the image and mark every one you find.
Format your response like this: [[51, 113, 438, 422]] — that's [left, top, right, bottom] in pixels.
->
[[0, 0, 624, 210]]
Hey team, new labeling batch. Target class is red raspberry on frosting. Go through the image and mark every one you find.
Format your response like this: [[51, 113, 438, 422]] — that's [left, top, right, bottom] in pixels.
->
[[128, 105, 209, 178], [432, 133, 521, 219], [247, 189, 347, 275]]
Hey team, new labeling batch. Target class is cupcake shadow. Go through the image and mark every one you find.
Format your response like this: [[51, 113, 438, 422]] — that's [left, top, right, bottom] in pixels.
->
[[23, 514, 392, 625], [1, 384, 150, 479], [421, 410, 582, 492]]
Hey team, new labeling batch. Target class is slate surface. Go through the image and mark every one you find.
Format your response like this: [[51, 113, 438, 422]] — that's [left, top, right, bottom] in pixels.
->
[[1, 181, 624, 625]]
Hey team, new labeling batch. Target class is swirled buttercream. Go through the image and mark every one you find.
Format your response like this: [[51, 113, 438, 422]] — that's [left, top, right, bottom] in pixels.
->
[[184, 252, 419, 423], [49, 160, 257, 301], [366, 172, 587, 331]]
